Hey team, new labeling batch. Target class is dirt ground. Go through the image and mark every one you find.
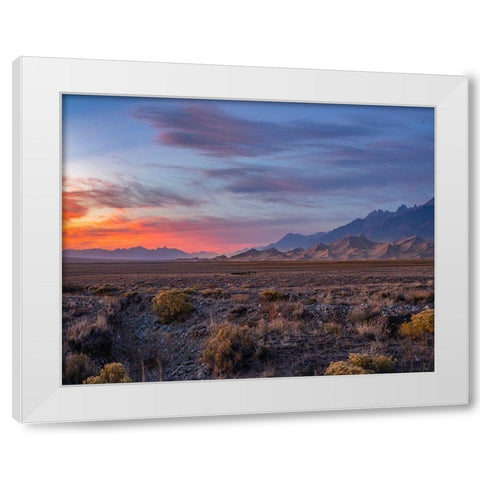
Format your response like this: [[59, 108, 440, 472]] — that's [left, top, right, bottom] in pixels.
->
[[62, 259, 434, 384]]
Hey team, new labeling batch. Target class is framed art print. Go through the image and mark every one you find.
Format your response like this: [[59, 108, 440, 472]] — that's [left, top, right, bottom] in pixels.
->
[[12, 57, 468, 422]]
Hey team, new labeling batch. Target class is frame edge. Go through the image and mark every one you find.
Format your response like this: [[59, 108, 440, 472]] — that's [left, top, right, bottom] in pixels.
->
[[14, 58, 470, 422], [12, 57, 22, 422]]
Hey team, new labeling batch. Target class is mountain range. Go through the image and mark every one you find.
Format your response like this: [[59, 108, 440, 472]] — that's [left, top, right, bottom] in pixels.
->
[[63, 198, 434, 261], [62, 246, 218, 261], [261, 197, 434, 251], [227, 234, 433, 261]]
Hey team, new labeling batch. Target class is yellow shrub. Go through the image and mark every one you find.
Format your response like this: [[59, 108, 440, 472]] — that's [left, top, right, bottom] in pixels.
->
[[399, 309, 434, 338], [84, 362, 132, 384], [324, 361, 369, 375], [348, 353, 396, 373], [325, 353, 396, 375], [201, 288, 225, 298], [152, 289, 194, 324]]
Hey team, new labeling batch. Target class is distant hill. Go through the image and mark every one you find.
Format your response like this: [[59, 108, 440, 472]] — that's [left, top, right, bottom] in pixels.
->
[[229, 234, 433, 261], [63, 245, 218, 261], [262, 232, 326, 251], [263, 198, 434, 251], [63, 199, 434, 261], [229, 247, 287, 261]]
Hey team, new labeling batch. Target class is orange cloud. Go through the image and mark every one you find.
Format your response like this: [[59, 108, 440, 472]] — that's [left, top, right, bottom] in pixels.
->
[[62, 176, 196, 223], [62, 214, 257, 253], [63, 192, 89, 220]]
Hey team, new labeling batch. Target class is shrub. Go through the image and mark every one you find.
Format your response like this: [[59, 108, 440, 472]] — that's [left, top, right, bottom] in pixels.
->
[[63, 353, 98, 384], [202, 324, 255, 376], [325, 361, 369, 375], [89, 284, 118, 295], [348, 306, 371, 324], [260, 290, 285, 302], [84, 362, 132, 384], [121, 290, 140, 301], [66, 314, 113, 361], [230, 293, 250, 303], [348, 353, 396, 373], [201, 288, 225, 298], [324, 353, 396, 375], [152, 289, 194, 324], [399, 309, 434, 339]]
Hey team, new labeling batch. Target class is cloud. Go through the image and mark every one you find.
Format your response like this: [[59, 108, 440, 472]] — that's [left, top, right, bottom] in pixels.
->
[[62, 194, 90, 220], [62, 212, 321, 252], [225, 172, 388, 195], [62, 177, 195, 220], [133, 103, 378, 158], [202, 165, 390, 196], [200, 138, 433, 207]]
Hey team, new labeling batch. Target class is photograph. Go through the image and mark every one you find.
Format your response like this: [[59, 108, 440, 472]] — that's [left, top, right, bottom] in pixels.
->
[[61, 94, 435, 385]]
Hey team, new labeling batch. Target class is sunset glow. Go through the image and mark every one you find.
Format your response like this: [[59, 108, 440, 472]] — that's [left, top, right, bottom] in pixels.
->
[[62, 95, 434, 254]]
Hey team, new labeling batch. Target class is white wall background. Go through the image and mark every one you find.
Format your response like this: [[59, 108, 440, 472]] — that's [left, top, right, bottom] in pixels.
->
[[1, 1, 477, 478]]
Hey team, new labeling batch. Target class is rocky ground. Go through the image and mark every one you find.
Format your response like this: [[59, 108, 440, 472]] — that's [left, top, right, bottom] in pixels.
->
[[62, 260, 434, 384]]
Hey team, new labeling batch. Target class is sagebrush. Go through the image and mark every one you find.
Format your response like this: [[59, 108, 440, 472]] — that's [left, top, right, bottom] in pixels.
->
[[202, 323, 255, 376], [325, 353, 396, 375], [152, 289, 194, 324], [399, 309, 434, 338], [84, 362, 132, 384]]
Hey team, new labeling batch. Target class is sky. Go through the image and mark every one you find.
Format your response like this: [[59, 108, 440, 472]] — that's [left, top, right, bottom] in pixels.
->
[[62, 95, 434, 254]]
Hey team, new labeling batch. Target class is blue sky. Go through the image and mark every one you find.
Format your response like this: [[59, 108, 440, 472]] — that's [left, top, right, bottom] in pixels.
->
[[62, 94, 434, 253]]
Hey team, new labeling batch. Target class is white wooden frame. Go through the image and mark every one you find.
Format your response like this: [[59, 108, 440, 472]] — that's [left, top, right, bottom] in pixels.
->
[[12, 57, 468, 423]]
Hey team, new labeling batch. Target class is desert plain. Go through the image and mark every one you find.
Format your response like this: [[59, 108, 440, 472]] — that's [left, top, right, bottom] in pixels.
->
[[62, 259, 434, 384]]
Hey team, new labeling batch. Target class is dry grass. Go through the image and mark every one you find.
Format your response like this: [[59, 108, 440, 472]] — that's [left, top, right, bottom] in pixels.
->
[[355, 319, 385, 339], [63, 259, 434, 382], [257, 317, 302, 335], [100, 295, 122, 321], [284, 301, 305, 319], [322, 291, 336, 304], [323, 321, 343, 336], [66, 314, 110, 343], [404, 289, 434, 304]]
